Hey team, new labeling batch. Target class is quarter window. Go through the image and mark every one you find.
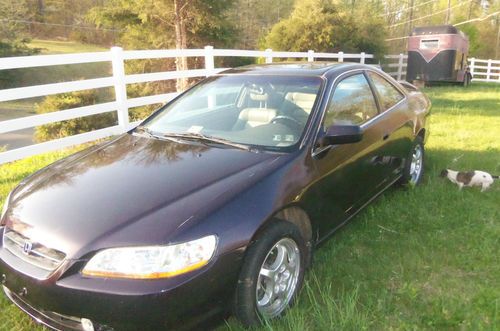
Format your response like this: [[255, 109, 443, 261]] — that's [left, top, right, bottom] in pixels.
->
[[324, 74, 378, 127], [368, 72, 404, 111]]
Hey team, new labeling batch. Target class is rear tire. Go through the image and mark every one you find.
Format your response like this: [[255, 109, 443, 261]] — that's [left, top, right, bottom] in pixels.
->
[[234, 221, 306, 326], [400, 136, 424, 186]]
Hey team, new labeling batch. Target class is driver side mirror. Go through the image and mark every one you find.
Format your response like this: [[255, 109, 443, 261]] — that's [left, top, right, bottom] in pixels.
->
[[320, 125, 363, 146]]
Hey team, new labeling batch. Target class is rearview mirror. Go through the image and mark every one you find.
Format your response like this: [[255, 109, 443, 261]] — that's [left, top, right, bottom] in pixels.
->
[[320, 125, 363, 146]]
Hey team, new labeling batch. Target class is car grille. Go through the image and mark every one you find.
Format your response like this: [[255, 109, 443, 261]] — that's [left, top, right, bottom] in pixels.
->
[[2, 228, 66, 271]]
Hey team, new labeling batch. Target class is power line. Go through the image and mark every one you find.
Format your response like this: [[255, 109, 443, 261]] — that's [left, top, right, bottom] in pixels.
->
[[453, 10, 500, 26], [385, 36, 410, 42], [388, 1, 471, 28], [381, 0, 437, 17], [0, 19, 123, 32], [385, 11, 500, 41]]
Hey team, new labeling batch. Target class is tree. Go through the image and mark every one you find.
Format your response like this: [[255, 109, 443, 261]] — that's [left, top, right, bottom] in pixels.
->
[[227, 0, 296, 49], [0, 0, 37, 57], [263, 0, 387, 58], [88, 0, 237, 91]]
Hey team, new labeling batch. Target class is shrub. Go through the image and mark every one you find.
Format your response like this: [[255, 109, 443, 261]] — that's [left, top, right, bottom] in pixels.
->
[[34, 90, 117, 142]]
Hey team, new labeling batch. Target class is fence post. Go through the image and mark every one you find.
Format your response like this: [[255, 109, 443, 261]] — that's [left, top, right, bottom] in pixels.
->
[[265, 49, 273, 63], [204, 45, 215, 77], [308, 50, 315, 62], [338, 51, 344, 63], [111, 47, 129, 131], [397, 53, 404, 81], [204, 46, 216, 108], [360, 52, 365, 64], [469, 57, 475, 80], [486, 59, 492, 82]]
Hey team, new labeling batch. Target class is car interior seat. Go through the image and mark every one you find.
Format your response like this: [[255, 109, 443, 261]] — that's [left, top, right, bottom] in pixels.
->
[[232, 92, 277, 130], [284, 92, 317, 114]]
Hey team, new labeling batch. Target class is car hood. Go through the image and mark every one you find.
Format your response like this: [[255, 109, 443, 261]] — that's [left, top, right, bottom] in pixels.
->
[[6, 134, 288, 259]]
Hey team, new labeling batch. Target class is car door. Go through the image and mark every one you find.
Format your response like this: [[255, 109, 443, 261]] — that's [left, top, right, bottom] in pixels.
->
[[366, 71, 414, 183], [307, 72, 390, 236]]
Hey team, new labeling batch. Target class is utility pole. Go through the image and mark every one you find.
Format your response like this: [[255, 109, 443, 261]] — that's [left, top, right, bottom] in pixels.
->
[[408, 0, 415, 33], [407, 0, 415, 51], [496, 16, 499, 59], [467, 0, 474, 20], [445, 0, 451, 24]]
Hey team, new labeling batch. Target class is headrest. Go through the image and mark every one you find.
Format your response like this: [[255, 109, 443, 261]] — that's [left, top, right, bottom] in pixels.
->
[[249, 93, 269, 101]]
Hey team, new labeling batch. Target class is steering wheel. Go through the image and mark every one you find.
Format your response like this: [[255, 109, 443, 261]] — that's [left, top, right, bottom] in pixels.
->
[[271, 115, 303, 131]]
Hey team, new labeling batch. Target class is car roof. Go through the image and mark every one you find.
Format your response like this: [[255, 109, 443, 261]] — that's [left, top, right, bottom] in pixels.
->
[[220, 62, 369, 77]]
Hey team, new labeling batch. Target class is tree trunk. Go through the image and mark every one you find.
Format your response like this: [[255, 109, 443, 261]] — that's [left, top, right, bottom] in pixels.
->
[[37, 0, 45, 19], [445, 0, 451, 25], [174, 0, 189, 92]]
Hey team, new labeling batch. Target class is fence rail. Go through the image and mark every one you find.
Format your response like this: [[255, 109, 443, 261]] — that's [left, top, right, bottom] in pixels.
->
[[469, 58, 500, 83], [381, 55, 500, 84], [383, 54, 408, 80], [0, 47, 497, 164]]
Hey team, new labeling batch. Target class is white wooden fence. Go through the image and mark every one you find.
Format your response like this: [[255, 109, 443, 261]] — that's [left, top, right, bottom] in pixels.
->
[[0, 47, 374, 164], [382, 55, 500, 84], [383, 54, 408, 80], [0, 47, 497, 165], [468, 58, 500, 82]]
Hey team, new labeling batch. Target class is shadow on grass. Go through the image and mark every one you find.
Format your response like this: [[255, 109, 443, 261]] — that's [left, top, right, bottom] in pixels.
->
[[426, 148, 500, 175]]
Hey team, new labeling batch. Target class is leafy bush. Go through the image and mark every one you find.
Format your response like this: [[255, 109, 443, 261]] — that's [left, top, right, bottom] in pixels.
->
[[34, 90, 117, 142], [263, 0, 387, 59]]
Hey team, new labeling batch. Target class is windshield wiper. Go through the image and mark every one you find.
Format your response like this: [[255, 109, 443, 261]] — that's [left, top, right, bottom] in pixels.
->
[[163, 132, 254, 152], [134, 126, 158, 139], [133, 126, 183, 143]]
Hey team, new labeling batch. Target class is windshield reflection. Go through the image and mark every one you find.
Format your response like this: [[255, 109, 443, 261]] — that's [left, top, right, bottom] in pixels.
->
[[143, 75, 322, 149]]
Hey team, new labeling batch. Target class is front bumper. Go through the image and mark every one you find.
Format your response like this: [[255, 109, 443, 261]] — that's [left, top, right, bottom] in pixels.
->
[[3, 285, 95, 331], [0, 245, 243, 331]]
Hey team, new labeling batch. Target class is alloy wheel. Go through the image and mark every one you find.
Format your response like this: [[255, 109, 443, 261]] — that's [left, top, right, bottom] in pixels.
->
[[256, 238, 301, 318], [409, 144, 423, 184]]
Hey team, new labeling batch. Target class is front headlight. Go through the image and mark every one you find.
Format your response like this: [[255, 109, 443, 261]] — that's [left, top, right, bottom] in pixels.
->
[[82, 235, 217, 279], [1, 191, 11, 225]]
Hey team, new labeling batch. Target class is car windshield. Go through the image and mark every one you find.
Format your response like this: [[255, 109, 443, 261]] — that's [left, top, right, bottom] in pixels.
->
[[142, 75, 323, 150]]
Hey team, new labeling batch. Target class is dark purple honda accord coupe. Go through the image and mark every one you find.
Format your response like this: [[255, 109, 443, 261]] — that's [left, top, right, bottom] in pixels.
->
[[0, 63, 430, 330]]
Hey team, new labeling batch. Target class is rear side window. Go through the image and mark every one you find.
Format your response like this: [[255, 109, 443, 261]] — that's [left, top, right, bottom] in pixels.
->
[[368, 72, 404, 111], [324, 73, 378, 127]]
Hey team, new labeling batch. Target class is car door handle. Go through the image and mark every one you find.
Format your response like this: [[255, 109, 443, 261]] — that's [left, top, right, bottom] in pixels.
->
[[383, 133, 390, 140]]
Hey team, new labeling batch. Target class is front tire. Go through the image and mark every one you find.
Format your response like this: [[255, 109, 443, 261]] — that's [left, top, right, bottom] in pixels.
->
[[234, 221, 306, 326], [400, 136, 424, 186]]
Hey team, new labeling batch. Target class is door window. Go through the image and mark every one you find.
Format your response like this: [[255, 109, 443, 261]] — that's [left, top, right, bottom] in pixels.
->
[[368, 72, 404, 111], [324, 73, 378, 127]]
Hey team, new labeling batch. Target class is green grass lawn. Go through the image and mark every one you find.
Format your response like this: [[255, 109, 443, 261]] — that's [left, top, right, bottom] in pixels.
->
[[0, 83, 499, 330], [28, 39, 108, 54]]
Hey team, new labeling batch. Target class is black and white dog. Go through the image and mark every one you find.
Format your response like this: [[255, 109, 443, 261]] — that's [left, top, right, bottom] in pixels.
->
[[440, 169, 499, 192]]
